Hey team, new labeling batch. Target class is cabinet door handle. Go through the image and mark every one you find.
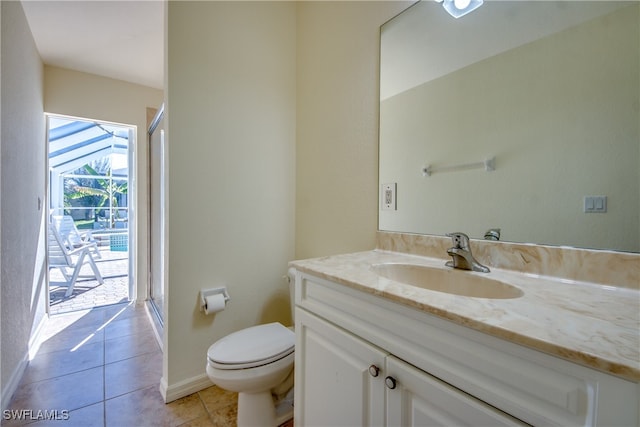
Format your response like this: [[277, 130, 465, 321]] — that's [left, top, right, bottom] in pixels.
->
[[385, 376, 397, 389], [368, 365, 380, 377]]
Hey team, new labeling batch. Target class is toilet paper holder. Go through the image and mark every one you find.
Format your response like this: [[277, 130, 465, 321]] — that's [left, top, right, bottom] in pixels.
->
[[199, 287, 231, 312]]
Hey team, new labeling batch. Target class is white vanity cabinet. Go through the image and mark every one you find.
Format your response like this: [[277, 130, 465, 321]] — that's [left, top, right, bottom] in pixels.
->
[[293, 271, 639, 427], [296, 308, 523, 426], [295, 308, 386, 426], [385, 355, 524, 426]]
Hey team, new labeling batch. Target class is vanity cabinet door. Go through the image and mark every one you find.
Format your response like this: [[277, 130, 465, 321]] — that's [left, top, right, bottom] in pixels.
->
[[295, 308, 387, 426], [385, 355, 526, 427]]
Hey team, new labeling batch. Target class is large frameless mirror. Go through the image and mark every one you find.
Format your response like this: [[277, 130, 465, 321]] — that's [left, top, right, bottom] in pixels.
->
[[379, 1, 639, 252]]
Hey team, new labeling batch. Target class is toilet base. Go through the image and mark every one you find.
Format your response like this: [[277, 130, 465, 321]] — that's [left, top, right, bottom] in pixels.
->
[[275, 387, 294, 426], [238, 391, 276, 427]]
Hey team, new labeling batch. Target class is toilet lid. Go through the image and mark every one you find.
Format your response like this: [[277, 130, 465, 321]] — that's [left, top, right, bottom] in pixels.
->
[[207, 322, 295, 369]]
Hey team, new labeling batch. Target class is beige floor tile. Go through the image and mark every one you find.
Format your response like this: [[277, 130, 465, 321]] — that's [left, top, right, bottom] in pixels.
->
[[105, 385, 207, 427], [7, 367, 103, 415], [43, 308, 109, 333], [164, 392, 210, 426], [104, 329, 160, 364], [21, 341, 104, 385], [197, 386, 238, 414], [177, 414, 215, 427], [104, 314, 156, 340], [25, 402, 105, 427], [104, 351, 162, 399], [102, 302, 148, 322], [37, 324, 105, 355], [198, 386, 240, 426], [7, 302, 253, 427], [207, 404, 237, 427]]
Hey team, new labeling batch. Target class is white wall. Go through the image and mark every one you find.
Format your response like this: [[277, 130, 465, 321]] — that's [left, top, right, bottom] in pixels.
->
[[164, 1, 296, 400], [0, 0, 47, 408], [44, 65, 164, 302], [295, 1, 411, 259]]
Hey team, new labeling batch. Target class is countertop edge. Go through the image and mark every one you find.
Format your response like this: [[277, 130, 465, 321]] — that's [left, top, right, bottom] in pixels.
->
[[289, 254, 640, 383]]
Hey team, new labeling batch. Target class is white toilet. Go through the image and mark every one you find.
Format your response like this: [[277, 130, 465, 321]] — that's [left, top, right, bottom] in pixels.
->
[[206, 270, 296, 427]]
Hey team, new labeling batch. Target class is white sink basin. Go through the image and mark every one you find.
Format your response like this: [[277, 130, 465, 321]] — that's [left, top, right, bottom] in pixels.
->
[[372, 263, 523, 299]]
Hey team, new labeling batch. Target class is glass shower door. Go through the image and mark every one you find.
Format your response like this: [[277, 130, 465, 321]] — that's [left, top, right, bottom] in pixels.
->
[[149, 106, 165, 325]]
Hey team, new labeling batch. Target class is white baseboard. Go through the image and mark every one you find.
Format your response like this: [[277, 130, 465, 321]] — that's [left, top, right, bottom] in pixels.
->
[[28, 313, 49, 359], [1, 355, 28, 412], [160, 373, 213, 403], [143, 301, 163, 351], [1, 314, 48, 411]]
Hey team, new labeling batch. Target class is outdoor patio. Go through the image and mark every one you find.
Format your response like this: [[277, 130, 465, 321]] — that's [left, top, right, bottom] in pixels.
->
[[49, 246, 129, 315]]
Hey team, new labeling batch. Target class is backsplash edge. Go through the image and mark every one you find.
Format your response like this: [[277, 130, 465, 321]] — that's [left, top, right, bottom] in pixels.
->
[[376, 231, 639, 290]]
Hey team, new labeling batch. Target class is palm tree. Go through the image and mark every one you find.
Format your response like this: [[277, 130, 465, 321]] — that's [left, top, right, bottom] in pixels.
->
[[66, 164, 128, 228]]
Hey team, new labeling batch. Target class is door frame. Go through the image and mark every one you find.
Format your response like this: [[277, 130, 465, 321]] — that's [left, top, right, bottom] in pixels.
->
[[45, 112, 136, 312]]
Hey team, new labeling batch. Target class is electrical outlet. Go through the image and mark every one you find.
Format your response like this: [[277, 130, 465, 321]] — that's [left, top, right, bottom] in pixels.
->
[[584, 196, 607, 213], [382, 183, 397, 211]]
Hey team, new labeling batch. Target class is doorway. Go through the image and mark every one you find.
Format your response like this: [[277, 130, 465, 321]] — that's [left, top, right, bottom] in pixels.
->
[[46, 114, 134, 314]]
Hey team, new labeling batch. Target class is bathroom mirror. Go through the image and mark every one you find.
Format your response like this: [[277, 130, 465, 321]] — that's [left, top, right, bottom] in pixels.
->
[[379, 0, 639, 252]]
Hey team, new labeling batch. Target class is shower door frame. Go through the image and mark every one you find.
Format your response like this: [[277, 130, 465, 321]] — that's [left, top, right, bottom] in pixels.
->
[[148, 104, 166, 326]]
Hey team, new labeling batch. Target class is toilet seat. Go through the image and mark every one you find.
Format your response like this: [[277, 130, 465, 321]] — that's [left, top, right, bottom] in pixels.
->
[[207, 322, 295, 370]]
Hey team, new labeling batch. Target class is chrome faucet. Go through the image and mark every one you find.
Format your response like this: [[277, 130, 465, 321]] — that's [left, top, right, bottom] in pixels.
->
[[446, 232, 490, 273]]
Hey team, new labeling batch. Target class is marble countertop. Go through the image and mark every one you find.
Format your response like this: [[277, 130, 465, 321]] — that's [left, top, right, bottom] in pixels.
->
[[290, 249, 640, 382]]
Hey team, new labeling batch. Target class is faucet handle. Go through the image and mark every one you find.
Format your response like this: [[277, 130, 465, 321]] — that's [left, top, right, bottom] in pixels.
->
[[446, 232, 470, 250]]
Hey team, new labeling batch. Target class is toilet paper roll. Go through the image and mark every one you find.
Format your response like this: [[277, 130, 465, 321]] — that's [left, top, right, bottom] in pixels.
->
[[204, 293, 226, 315]]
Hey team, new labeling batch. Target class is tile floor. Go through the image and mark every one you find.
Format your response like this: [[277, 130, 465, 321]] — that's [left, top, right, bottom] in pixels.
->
[[5, 302, 241, 426]]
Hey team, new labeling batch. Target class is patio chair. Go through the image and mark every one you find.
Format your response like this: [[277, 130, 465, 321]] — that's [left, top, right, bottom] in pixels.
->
[[52, 215, 101, 259], [48, 224, 104, 297]]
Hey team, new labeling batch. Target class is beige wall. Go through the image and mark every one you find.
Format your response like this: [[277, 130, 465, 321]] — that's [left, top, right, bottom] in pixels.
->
[[0, 0, 46, 407], [164, 1, 297, 399], [0, 0, 410, 404], [295, 1, 411, 259], [44, 65, 164, 302], [161, 0, 412, 399]]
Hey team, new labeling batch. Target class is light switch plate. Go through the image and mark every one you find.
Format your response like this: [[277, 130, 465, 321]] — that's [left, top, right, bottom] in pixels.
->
[[584, 196, 607, 213], [382, 183, 397, 211]]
